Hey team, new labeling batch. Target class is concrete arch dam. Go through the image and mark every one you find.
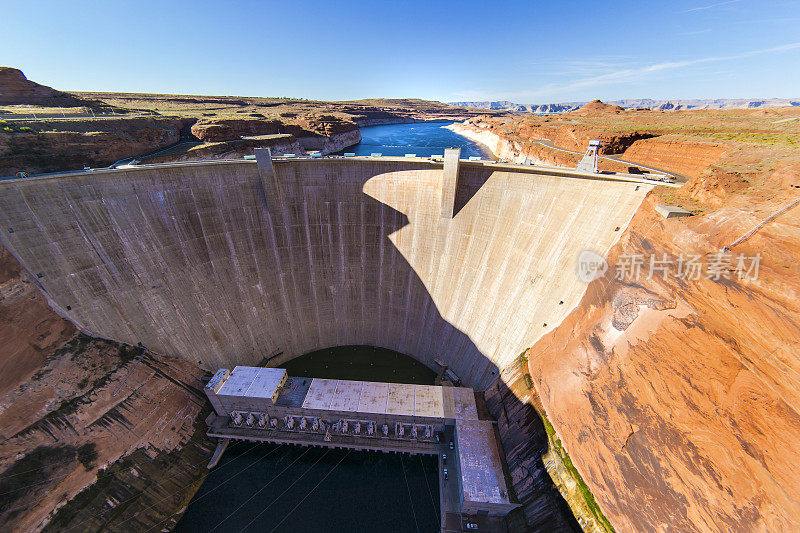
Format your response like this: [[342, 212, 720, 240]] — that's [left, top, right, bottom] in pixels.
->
[[0, 157, 651, 390]]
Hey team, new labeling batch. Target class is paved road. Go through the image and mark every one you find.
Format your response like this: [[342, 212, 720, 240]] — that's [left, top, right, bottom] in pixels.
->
[[527, 138, 690, 183]]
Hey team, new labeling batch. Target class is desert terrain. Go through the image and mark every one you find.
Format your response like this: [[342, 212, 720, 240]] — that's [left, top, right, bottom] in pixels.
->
[[1, 66, 799, 532], [0, 67, 498, 176]]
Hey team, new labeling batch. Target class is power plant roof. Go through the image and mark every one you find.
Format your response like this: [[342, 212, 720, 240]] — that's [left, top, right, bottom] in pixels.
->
[[300, 378, 448, 418], [217, 366, 286, 399], [208, 366, 479, 421], [457, 419, 511, 505]]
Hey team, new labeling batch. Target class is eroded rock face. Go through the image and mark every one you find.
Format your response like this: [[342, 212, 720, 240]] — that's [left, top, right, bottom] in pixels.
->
[[0, 242, 212, 531], [0, 67, 90, 107], [527, 192, 800, 531], [190, 118, 284, 142], [0, 245, 75, 395], [190, 115, 360, 143], [0, 117, 183, 175], [623, 136, 730, 179], [485, 370, 581, 532]]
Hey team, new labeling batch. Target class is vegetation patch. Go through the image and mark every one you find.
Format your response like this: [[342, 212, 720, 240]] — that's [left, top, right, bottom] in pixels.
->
[[117, 343, 145, 363], [522, 373, 534, 390], [0, 119, 35, 134], [77, 443, 98, 471], [540, 410, 616, 533]]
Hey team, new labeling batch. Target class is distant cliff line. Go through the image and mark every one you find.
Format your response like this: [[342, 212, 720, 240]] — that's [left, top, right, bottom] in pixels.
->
[[449, 97, 800, 114]]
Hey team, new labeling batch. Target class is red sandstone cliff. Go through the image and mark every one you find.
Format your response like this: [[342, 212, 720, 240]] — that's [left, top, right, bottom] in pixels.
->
[[0, 67, 96, 107], [525, 159, 800, 531], [0, 117, 184, 175], [449, 106, 800, 530]]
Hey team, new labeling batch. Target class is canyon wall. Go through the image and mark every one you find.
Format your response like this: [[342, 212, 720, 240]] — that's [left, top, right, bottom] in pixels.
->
[[622, 136, 729, 179], [526, 191, 800, 531], [447, 123, 631, 173], [451, 110, 800, 531], [0, 117, 184, 175], [0, 240, 214, 531], [0, 159, 650, 391]]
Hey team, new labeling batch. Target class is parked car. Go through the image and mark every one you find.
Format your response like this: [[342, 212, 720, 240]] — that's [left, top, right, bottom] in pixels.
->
[[442, 454, 447, 464], [443, 468, 449, 480]]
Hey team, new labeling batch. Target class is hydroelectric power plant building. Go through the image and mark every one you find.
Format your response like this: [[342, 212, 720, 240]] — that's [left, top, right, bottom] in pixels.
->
[[204, 366, 518, 519]]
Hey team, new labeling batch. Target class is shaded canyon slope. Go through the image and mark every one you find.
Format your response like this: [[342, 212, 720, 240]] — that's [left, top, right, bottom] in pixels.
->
[[0, 245, 215, 531]]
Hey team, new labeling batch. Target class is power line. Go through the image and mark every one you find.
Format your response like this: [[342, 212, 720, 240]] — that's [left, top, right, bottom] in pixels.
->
[[0, 436, 252, 512], [143, 442, 285, 533], [66, 441, 269, 533], [400, 454, 420, 533], [236, 447, 332, 533], [0, 468, 84, 497], [208, 445, 314, 533], [268, 449, 352, 533], [419, 454, 438, 521]]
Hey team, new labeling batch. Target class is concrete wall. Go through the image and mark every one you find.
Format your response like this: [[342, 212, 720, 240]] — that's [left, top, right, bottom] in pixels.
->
[[0, 159, 651, 390]]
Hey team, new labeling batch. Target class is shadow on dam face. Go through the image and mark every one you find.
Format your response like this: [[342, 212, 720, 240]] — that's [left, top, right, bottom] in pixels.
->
[[0, 159, 650, 390], [0, 158, 649, 530]]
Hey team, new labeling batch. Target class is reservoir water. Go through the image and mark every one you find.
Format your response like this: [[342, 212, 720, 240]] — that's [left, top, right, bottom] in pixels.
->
[[342, 121, 493, 159], [176, 347, 440, 533]]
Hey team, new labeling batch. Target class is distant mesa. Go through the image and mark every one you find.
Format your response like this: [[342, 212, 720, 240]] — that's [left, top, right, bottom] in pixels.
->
[[573, 99, 625, 115], [0, 66, 99, 107]]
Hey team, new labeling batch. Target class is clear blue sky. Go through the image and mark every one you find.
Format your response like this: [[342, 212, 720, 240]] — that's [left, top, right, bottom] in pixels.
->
[[2, 0, 798, 103]]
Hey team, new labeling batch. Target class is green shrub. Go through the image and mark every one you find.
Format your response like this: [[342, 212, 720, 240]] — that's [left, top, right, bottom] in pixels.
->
[[523, 373, 533, 390]]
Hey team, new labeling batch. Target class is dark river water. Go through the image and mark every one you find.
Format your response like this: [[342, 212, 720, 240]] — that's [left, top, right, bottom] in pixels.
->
[[341, 121, 493, 159], [176, 346, 440, 533]]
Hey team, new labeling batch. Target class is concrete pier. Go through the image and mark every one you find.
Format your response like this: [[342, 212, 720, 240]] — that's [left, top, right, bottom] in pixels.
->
[[206, 438, 229, 469]]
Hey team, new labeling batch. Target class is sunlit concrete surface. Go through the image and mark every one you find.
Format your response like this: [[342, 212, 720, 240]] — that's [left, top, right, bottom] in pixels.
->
[[0, 158, 652, 389]]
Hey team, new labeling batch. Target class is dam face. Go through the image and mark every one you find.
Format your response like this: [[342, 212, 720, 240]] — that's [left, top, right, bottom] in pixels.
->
[[0, 159, 651, 390]]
